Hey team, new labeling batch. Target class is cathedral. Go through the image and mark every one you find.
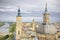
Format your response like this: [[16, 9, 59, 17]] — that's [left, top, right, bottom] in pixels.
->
[[16, 2, 60, 40]]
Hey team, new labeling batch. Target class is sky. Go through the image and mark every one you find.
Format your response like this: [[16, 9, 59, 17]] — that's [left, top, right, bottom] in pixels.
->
[[0, 0, 60, 22]]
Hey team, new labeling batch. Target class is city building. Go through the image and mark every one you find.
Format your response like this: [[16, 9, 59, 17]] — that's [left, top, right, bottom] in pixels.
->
[[16, 2, 60, 40]]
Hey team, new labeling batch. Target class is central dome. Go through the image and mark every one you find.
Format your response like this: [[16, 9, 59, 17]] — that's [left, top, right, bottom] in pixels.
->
[[36, 24, 57, 34]]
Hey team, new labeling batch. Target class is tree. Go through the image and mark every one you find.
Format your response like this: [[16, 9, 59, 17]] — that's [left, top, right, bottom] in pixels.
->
[[9, 23, 16, 33], [8, 23, 16, 40], [4, 35, 9, 40]]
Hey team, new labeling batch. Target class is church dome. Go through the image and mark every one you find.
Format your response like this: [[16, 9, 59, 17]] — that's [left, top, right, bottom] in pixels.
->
[[36, 24, 57, 34], [44, 24, 57, 34]]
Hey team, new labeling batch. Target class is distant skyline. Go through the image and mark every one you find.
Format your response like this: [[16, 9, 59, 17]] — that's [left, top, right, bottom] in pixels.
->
[[0, 0, 60, 22]]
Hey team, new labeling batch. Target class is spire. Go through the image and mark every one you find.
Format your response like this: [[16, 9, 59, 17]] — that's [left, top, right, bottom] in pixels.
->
[[17, 7, 21, 17], [45, 1, 47, 12], [32, 18, 35, 31], [33, 19, 34, 22]]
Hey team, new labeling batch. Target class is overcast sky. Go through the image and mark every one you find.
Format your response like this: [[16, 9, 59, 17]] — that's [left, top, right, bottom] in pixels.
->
[[0, 0, 60, 22]]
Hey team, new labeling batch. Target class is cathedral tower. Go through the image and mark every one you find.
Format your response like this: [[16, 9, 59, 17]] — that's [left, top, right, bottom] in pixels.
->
[[32, 19, 36, 31], [16, 8, 22, 40], [43, 2, 50, 24]]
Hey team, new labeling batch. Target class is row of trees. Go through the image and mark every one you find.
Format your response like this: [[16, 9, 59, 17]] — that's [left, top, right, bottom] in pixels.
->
[[7, 23, 16, 40]]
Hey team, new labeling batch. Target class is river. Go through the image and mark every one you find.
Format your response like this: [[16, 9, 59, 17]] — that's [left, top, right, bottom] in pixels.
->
[[0, 23, 10, 35]]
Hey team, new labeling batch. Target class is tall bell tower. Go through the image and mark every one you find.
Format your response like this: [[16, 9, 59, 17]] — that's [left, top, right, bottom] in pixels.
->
[[32, 19, 36, 31], [43, 2, 50, 24], [16, 7, 22, 40]]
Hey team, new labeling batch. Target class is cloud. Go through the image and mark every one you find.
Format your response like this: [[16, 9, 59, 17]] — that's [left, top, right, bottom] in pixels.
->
[[0, 0, 60, 22], [0, 0, 60, 12]]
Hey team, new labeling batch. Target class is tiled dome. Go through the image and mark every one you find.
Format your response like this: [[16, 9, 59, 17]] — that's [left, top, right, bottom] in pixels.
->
[[36, 24, 57, 34]]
